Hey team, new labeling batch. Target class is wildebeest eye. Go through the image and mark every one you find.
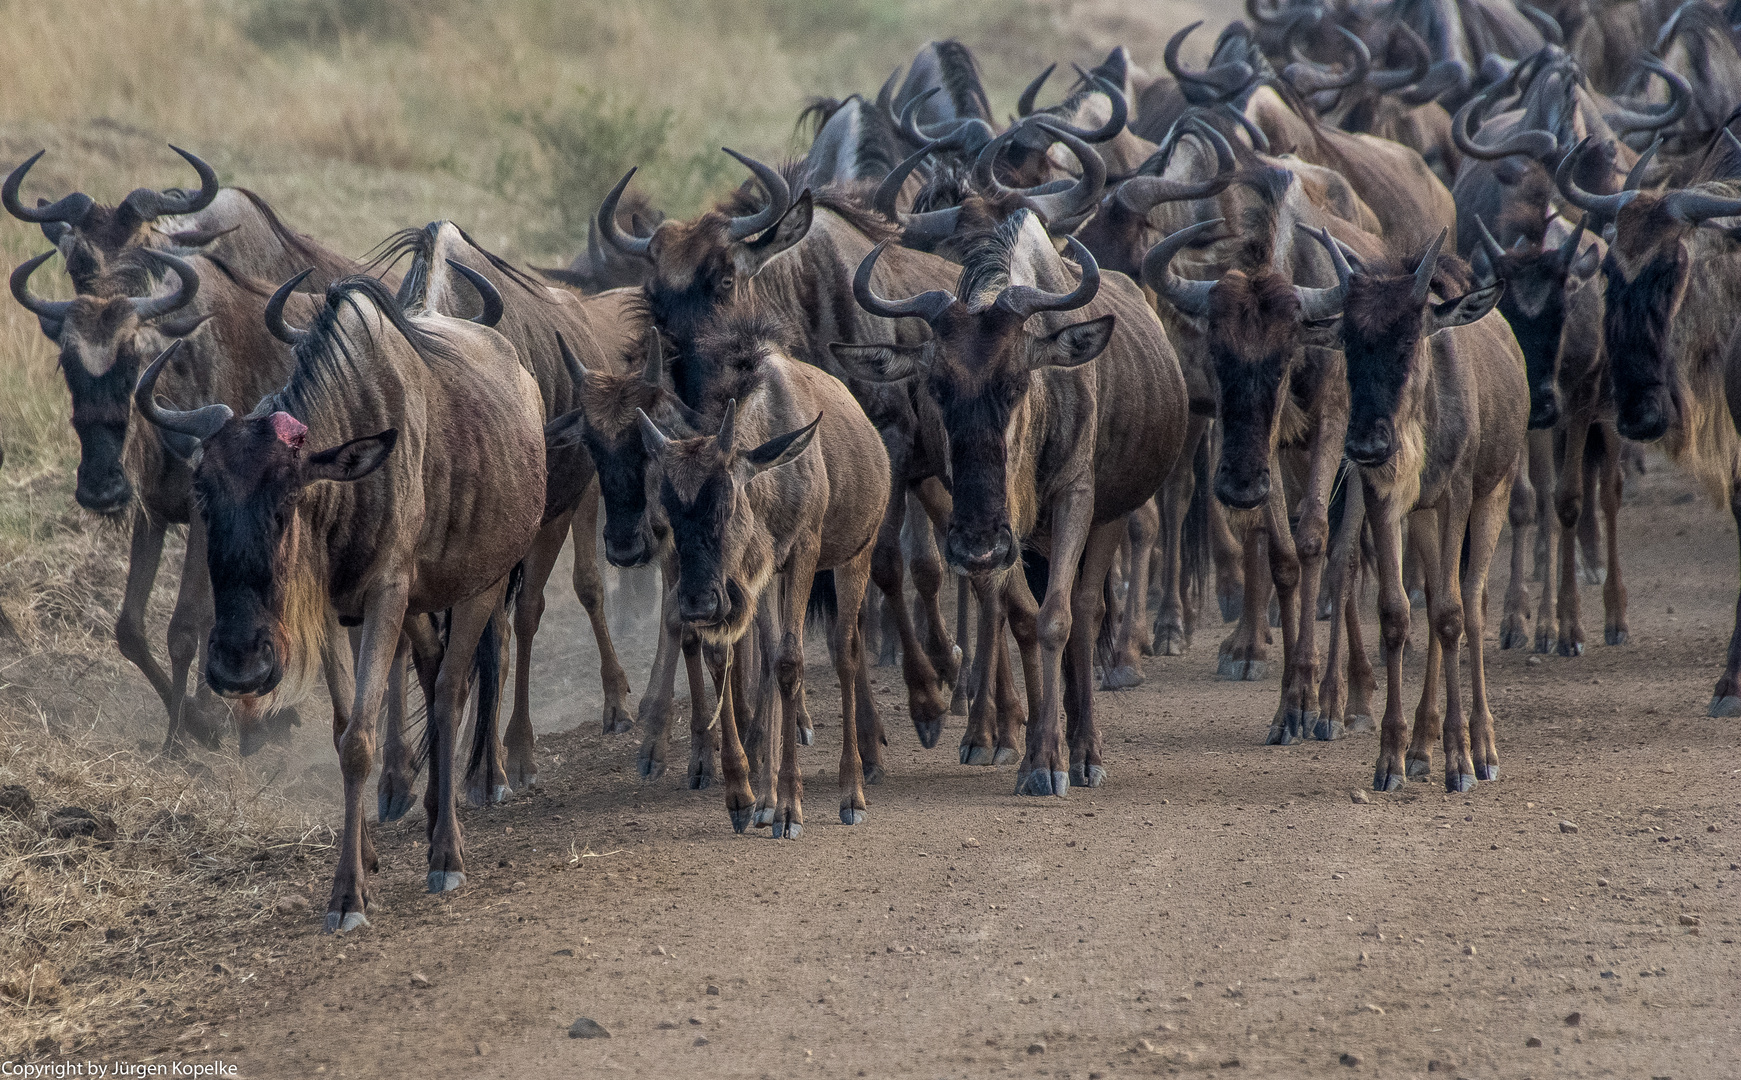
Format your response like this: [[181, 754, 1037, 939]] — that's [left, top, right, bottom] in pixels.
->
[[717, 275, 735, 295]]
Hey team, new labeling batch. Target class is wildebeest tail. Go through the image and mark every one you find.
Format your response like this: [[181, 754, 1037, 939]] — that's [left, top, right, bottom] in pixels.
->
[[807, 569, 837, 634]]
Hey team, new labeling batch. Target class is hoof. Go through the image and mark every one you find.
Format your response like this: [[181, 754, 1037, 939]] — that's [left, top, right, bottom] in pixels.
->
[[1218, 591, 1242, 624], [637, 749, 667, 781], [1446, 772, 1477, 793], [991, 746, 1020, 767], [1474, 763, 1499, 782], [862, 763, 885, 785], [1101, 665, 1143, 690], [1069, 762, 1106, 788], [1405, 756, 1432, 780], [426, 871, 465, 894], [1153, 621, 1189, 656], [913, 714, 944, 750], [1345, 714, 1377, 734], [1015, 769, 1069, 798], [1605, 627, 1629, 646], [751, 805, 776, 828], [686, 770, 714, 790], [840, 807, 865, 826], [1408, 588, 1426, 609], [728, 807, 755, 834], [770, 819, 802, 840], [1533, 635, 1552, 655], [1708, 695, 1741, 718], [1557, 639, 1584, 657], [1312, 716, 1344, 742], [796, 726, 815, 748], [1498, 622, 1528, 650], [377, 781, 415, 824], [1217, 656, 1267, 681], [962, 744, 996, 766], [876, 642, 899, 668], [323, 910, 370, 934], [1265, 722, 1293, 746], [601, 704, 634, 736], [1373, 769, 1404, 792]]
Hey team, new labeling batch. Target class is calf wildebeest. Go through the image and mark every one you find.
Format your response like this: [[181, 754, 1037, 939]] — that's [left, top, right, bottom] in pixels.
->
[[378, 221, 643, 805], [4, 146, 360, 292], [640, 310, 890, 836], [136, 273, 545, 930], [10, 246, 320, 750], [595, 152, 967, 751], [1300, 226, 1528, 791], [833, 212, 1188, 796], [1555, 132, 1741, 716]]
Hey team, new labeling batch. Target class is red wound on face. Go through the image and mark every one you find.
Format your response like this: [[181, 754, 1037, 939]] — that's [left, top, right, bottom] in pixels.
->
[[269, 411, 307, 449]]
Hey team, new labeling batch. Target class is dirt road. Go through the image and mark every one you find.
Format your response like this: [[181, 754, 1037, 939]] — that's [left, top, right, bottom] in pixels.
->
[[94, 453, 1739, 1079]]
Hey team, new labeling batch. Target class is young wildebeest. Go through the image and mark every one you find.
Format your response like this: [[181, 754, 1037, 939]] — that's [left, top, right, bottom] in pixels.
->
[[834, 214, 1188, 796], [639, 311, 890, 836], [378, 221, 643, 806], [1555, 134, 1741, 714], [135, 274, 544, 929], [1301, 227, 1528, 791], [11, 247, 316, 750]]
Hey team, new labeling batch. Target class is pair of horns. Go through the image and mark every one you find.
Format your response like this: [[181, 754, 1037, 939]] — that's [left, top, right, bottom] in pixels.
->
[[598, 149, 790, 261], [11, 247, 200, 329], [852, 235, 1100, 324], [4, 145, 219, 228]]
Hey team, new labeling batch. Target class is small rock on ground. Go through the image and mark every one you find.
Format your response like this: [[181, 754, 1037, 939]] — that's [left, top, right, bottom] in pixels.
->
[[1559, 821, 1578, 834], [1340, 1052, 1362, 1066], [568, 1017, 610, 1039]]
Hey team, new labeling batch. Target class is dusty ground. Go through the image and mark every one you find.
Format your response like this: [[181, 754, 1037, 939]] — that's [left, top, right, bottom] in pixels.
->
[[26, 450, 1741, 1079]]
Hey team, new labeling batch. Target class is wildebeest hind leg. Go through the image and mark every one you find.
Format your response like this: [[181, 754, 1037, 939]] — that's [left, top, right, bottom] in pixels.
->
[[1707, 476, 1741, 717], [504, 514, 568, 790], [330, 586, 406, 932], [427, 581, 508, 895], [572, 487, 636, 733], [377, 634, 418, 822], [833, 549, 874, 825], [1068, 521, 1125, 787], [1017, 487, 1094, 797], [1460, 483, 1509, 786]]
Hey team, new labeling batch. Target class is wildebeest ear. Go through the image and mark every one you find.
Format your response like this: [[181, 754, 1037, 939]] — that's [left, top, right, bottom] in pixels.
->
[[1029, 314, 1115, 370], [733, 190, 814, 279], [304, 429, 399, 483], [745, 414, 821, 475], [828, 341, 926, 383], [1299, 316, 1343, 350], [159, 429, 199, 461], [1426, 282, 1505, 333], [544, 409, 586, 450]]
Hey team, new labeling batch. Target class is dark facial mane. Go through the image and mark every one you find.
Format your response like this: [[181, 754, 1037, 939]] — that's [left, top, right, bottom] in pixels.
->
[[692, 304, 780, 416]]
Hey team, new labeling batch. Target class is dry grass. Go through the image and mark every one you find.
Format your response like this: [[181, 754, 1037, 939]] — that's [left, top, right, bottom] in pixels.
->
[[0, 0, 1211, 1058]]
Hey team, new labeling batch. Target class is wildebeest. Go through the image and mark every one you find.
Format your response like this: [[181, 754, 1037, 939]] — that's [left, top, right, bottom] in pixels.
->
[[1299, 226, 1528, 791], [135, 273, 545, 930], [10, 246, 318, 750], [639, 309, 890, 836], [833, 212, 1188, 796], [1555, 132, 1741, 715]]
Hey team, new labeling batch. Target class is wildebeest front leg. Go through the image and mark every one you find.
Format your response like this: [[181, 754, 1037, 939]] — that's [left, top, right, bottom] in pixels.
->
[[834, 548, 875, 825], [871, 486, 948, 747], [1552, 415, 1593, 655], [168, 515, 229, 751], [1106, 500, 1159, 688], [1153, 414, 1208, 653], [1499, 448, 1535, 650], [1367, 489, 1413, 792], [328, 584, 409, 932], [572, 485, 635, 733], [711, 640, 758, 832], [1219, 521, 1272, 680], [425, 583, 507, 895], [911, 480, 962, 688], [377, 635, 418, 822], [114, 508, 177, 750], [636, 557, 687, 780], [1068, 520, 1127, 787], [1708, 476, 1741, 716], [1404, 510, 1446, 781], [1597, 427, 1629, 646], [1460, 481, 1511, 786], [1262, 468, 1304, 745], [1017, 486, 1095, 798], [504, 512, 569, 791], [772, 556, 821, 839], [960, 577, 1007, 766]]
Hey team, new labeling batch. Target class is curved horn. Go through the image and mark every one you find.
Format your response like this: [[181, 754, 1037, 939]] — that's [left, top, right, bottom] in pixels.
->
[[1518, 4, 1565, 46], [2, 152, 94, 227], [1166, 22, 1257, 100], [1606, 59, 1691, 134], [1022, 122, 1107, 229], [445, 260, 503, 327], [1662, 187, 1741, 225], [134, 341, 232, 441], [597, 169, 654, 261], [1041, 70, 1128, 143], [714, 397, 738, 454], [1556, 213, 1589, 272], [1297, 222, 1355, 291], [1368, 23, 1432, 92], [1284, 25, 1371, 94], [1216, 102, 1271, 152], [1292, 225, 1350, 322], [1140, 218, 1221, 318], [897, 86, 944, 145], [555, 330, 592, 384], [1396, 58, 1471, 106], [1245, 0, 1300, 27], [1452, 82, 1556, 161], [1625, 136, 1663, 191], [264, 269, 315, 346], [853, 241, 955, 323], [1555, 137, 1638, 218], [635, 408, 670, 455], [1410, 227, 1447, 306], [1117, 118, 1237, 214], [642, 327, 665, 386], [721, 148, 791, 241], [870, 138, 963, 245], [131, 250, 200, 322], [1473, 214, 1508, 273], [896, 86, 996, 152], [10, 251, 73, 325], [873, 140, 930, 221], [1017, 64, 1055, 117], [996, 236, 1100, 320], [119, 145, 220, 222]]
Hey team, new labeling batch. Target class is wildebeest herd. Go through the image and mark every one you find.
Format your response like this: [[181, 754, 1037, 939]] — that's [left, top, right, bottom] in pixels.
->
[[9, 0, 1741, 934]]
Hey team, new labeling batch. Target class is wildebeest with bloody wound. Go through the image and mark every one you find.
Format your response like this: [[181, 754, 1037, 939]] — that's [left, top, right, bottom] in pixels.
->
[[134, 272, 545, 931], [832, 211, 1188, 797], [637, 307, 890, 837]]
